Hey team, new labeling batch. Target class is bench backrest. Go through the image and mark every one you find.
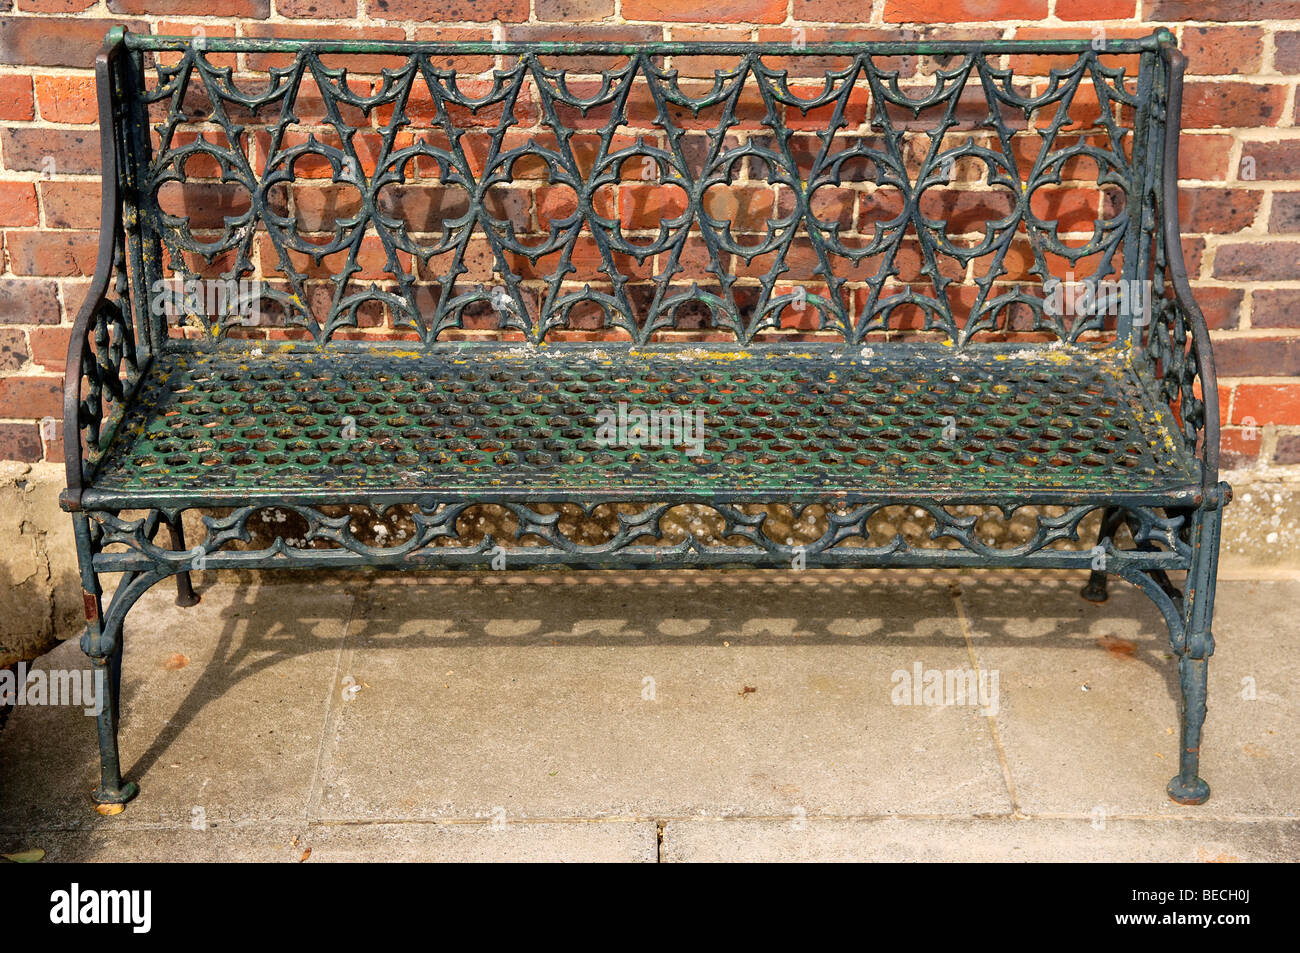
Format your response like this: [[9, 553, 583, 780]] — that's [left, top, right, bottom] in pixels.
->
[[106, 30, 1179, 352]]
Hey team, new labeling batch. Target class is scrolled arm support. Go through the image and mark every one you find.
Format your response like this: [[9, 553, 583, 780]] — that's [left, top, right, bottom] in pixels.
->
[[1158, 43, 1222, 506], [62, 29, 137, 511]]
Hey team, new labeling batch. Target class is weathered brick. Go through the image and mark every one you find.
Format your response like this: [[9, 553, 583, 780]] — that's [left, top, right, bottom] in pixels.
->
[[27, 325, 69, 371], [4, 229, 98, 276], [0, 181, 37, 226], [1055, 0, 1134, 17], [1213, 337, 1300, 377], [0, 423, 41, 462], [34, 74, 97, 123], [0, 327, 27, 370], [1213, 242, 1300, 281], [1181, 82, 1288, 129], [885, 0, 1047, 21], [1273, 434, 1300, 465], [1268, 192, 1300, 233], [624, 0, 785, 22], [0, 73, 32, 121], [1, 127, 99, 174], [368, 0, 528, 21], [1149, 1, 1300, 19], [1191, 284, 1243, 330], [277, 0, 357, 16], [1218, 427, 1261, 469], [0, 278, 60, 324], [108, 0, 268, 14], [1240, 140, 1300, 182], [791, 0, 878, 20], [39, 180, 99, 229], [1276, 32, 1300, 74], [0, 374, 61, 417], [0, 17, 148, 68], [1253, 290, 1300, 328], [1177, 134, 1233, 181], [15, 0, 96, 11], [536, 0, 614, 18], [1181, 26, 1263, 75], [1232, 382, 1300, 425], [1179, 188, 1262, 234], [242, 23, 407, 72]]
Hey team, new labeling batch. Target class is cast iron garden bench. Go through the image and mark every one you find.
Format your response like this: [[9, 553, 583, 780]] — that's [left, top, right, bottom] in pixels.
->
[[63, 27, 1229, 807]]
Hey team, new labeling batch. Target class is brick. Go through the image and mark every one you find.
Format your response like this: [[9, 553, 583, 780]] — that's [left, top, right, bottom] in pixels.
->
[[885, 0, 1047, 21], [0, 327, 27, 370], [0, 73, 32, 121], [1149, 1, 1300, 18], [1177, 134, 1233, 181], [0, 278, 59, 323], [1218, 427, 1261, 468], [1178, 188, 1262, 234], [278, 0, 357, 15], [1, 127, 99, 174], [1253, 290, 1300, 328], [1213, 242, 1300, 281], [1181, 26, 1263, 75], [39, 180, 99, 229], [1268, 193, 1300, 233], [0, 423, 41, 462], [4, 229, 98, 276], [15, 0, 96, 11], [0, 374, 61, 417], [1190, 285, 1243, 330], [1180, 82, 1288, 129], [623, 0, 785, 22], [242, 24, 408, 73], [1232, 382, 1300, 425], [108, 0, 267, 13], [1056, 0, 1134, 17], [1240, 141, 1300, 182], [0, 181, 37, 226], [0, 17, 148, 68], [27, 325, 69, 371], [1273, 434, 1300, 465], [1276, 32, 1300, 74], [34, 74, 97, 124], [368, 0, 528, 21], [620, 182, 690, 231], [792, 0, 876, 20], [1213, 337, 1300, 377], [536, 0, 614, 18]]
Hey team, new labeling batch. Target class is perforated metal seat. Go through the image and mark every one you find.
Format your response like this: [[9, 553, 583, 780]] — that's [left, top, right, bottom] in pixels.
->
[[83, 343, 1199, 508]]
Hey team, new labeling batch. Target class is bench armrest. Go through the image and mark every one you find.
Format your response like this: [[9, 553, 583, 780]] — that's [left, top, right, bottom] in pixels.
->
[[62, 29, 143, 511], [1152, 44, 1225, 508]]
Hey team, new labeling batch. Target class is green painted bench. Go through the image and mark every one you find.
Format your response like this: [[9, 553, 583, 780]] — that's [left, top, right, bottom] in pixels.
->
[[63, 27, 1228, 807]]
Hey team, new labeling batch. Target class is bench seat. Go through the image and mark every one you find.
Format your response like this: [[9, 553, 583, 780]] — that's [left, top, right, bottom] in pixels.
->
[[82, 343, 1199, 508]]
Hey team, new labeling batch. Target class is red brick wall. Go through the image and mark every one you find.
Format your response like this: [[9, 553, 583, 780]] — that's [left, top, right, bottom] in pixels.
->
[[0, 2, 1296, 472]]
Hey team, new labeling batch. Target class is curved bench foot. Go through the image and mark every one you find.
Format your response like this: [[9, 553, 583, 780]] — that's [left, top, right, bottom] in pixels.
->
[[92, 779, 139, 806], [1080, 571, 1108, 603], [1166, 774, 1210, 806]]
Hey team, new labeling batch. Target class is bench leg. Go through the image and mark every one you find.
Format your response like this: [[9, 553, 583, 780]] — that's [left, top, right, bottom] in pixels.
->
[[165, 514, 201, 608], [1080, 506, 1125, 602], [73, 514, 139, 806], [1166, 505, 1221, 806]]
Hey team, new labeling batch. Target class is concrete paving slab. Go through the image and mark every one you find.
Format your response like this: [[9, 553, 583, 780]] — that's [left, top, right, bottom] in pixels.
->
[[21, 820, 657, 862], [0, 575, 355, 830], [318, 571, 1011, 820], [660, 816, 1300, 862], [2, 566, 1295, 861], [955, 574, 1300, 818]]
